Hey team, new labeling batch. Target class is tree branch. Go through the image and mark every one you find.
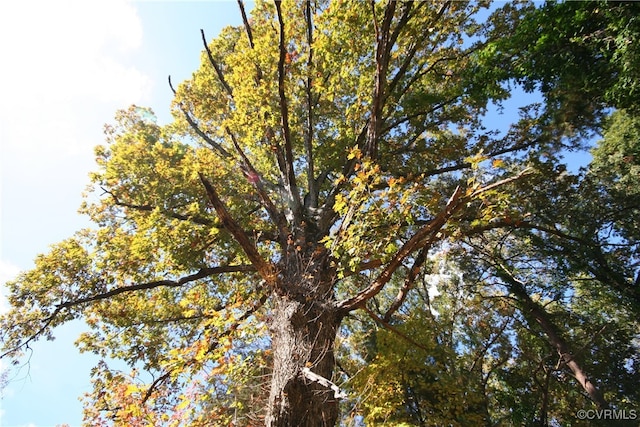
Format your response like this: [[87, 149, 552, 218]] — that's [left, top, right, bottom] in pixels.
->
[[103, 188, 216, 227], [362, 305, 431, 352], [382, 246, 428, 322], [337, 170, 532, 313], [384, 2, 450, 100], [274, 0, 303, 221], [365, 0, 397, 160], [304, 0, 317, 209], [141, 284, 269, 405], [199, 174, 277, 284], [468, 318, 512, 373], [168, 76, 232, 159], [200, 29, 233, 97], [1, 266, 255, 359], [61, 266, 255, 310], [237, 0, 263, 82], [224, 127, 289, 244], [237, 0, 256, 49], [337, 185, 465, 313]]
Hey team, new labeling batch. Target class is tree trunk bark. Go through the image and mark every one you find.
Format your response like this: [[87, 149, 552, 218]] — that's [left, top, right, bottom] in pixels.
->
[[265, 249, 341, 427]]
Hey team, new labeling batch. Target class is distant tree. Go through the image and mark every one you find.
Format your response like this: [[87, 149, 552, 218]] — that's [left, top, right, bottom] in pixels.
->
[[480, 0, 640, 127]]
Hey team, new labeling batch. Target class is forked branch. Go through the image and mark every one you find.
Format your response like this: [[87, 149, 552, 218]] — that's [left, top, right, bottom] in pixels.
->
[[337, 185, 465, 313], [336, 169, 533, 314], [224, 128, 289, 243]]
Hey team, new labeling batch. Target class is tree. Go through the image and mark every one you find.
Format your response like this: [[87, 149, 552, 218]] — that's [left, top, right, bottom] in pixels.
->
[[2, 1, 632, 425], [479, 0, 640, 129], [343, 144, 640, 425], [450, 108, 640, 421]]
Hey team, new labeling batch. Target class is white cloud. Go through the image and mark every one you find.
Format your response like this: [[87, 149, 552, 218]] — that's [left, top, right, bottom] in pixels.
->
[[0, 0, 150, 275], [0, 0, 150, 157]]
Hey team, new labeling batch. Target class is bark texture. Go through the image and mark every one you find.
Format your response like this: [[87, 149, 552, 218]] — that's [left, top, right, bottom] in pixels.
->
[[265, 248, 341, 427]]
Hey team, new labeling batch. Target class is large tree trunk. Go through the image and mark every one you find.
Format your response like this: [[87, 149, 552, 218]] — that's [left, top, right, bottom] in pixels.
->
[[265, 249, 341, 427]]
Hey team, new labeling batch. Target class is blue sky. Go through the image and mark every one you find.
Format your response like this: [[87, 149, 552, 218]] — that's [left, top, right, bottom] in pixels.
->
[[0, 1, 247, 426]]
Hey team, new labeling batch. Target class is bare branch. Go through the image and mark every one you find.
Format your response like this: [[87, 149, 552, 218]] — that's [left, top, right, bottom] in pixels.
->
[[200, 29, 233, 97], [381, 94, 460, 135], [386, 137, 541, 181], [141, 371, 172, 404], [199, 174, 277, 284], [348, 259, 384, 276], [386, 2, 414, 51], [493, 260, 608, 408], [469, 168, 533, 198]]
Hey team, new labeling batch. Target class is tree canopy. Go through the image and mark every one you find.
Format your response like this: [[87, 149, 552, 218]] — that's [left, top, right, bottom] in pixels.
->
[[2, 1, 639, 426]]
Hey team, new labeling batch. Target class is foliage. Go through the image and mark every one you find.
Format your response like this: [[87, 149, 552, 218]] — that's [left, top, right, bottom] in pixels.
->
[[479, 0, 640, 126]]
